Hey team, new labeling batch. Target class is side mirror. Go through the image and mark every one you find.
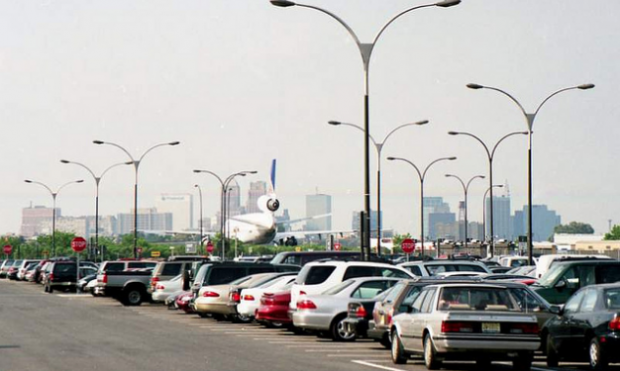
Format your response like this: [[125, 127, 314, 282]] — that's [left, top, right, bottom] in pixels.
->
[[554, 279, 567, 290], [549, 305, 563, 316]]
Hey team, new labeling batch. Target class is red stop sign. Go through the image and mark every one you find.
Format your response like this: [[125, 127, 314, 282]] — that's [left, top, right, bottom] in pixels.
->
[[401, 239, 415, 254], [3, 245, 12, 255], [206, 241, 214, 254], [71, 237, 87, 253], [334, 242, 341, 251]]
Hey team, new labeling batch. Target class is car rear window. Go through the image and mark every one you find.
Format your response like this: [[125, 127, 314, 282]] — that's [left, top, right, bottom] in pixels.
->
[[162, 263, 182, 276], [438, 287, 520, 311], [604, 288, 620, 309], [207, 267, 248, 285], [54, 263, 77, 276], [104, 263, 125, 272], [297, 266, 336, 285], [343, 266, 410, 280]]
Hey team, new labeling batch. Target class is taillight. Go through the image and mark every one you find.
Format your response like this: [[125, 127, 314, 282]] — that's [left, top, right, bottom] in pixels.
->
[[231, 292, 241, 303], [300, 290, 307, 296], [243, 295, 255, 301], [355, 305, 367, 318], [610, 316, 620, 331], [203, 291, 220, 298], [151, 277, 160, 287], [156, 284, 165, 290], [297, 300, 317, 310], [510, 323, 539, 334], [102, 274, 108, 284], [49, 273, 55, 281], [387, 308, 394, 325], [441, 321, 474, 333]]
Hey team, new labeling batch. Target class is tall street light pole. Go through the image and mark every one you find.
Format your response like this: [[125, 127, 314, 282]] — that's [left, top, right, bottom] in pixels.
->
[[445, 174, 485, 249], [24, 179, 84, 257], [466, 83, 594, 264], [60, 159, 132, 262], [483, 184, 504, 248], [194, 184, 203, 254], [448, 130, 527, 257], [271, 0, 460, 261], [193, 170, 257, 260], [387, 156, 456, 258], [93, 140, 180, 259], [328, 119, 428, 256]]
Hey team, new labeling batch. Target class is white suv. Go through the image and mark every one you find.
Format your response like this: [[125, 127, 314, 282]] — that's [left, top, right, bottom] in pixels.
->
[[289, 261, 414, 313], [398, 260, 491, 276]]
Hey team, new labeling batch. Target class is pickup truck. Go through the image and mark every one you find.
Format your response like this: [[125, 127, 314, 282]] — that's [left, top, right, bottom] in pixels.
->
[[96, 269, 153, 306]]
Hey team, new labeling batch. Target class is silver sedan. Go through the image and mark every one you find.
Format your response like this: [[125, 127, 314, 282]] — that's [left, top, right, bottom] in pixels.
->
[[390, 283, 540, 370], [292, 277, 401, 341]]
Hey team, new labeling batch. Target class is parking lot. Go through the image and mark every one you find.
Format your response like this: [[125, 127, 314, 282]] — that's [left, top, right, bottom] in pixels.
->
[[1, 278, 617, 371]]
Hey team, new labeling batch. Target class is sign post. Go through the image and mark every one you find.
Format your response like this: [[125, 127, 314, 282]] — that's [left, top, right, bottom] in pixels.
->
[[401, 238, 415, 262], [71, 237, 87, 293]]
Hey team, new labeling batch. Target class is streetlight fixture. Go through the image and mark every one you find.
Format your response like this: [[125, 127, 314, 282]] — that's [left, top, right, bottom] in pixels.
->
[[93, 140, 180, 259], [444, 174, 485, 249], [271, 0, 460, 261], [193, 169, 257, 260], [24, 179, 84, 257], [483, 184, 504, 247], [60, 159, 132, 262], [387, 156, 456, 257], [328, 119, 428, 256], [194, 184, 203, 254], [448, 130, 527, 257], [466, 82, 594, 264]]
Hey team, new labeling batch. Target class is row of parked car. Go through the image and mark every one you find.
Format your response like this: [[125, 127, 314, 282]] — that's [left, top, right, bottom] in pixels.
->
[[3, 251, 620, 370]]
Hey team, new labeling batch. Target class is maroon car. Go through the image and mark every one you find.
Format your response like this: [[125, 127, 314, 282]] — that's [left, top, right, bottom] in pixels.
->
[[255, 290, 292, 328], [176, 292, 195, 314]]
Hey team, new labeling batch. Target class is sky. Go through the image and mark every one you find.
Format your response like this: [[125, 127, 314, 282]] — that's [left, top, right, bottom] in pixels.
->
[[0, 0, 618, 237]]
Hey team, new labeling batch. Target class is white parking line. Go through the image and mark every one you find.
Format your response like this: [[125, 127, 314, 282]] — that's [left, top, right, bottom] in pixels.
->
[[306, 349, 385, 353], [351, 360, 409, 371], [328, 354, 389, 358], [287, 344, 382, 348]]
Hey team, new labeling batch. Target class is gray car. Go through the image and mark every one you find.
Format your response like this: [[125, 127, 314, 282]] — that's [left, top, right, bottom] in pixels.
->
[[292, 277, 402, 341], [390, 283, 540, 370]]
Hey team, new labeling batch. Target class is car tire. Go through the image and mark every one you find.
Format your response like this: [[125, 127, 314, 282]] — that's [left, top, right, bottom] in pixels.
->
[[234, 314, 253, 324], [513, 352, 533, 371], [212, 314, 225, 321], [47, 285, 53, 294], [198, 312, 210, 318], [546, 334, 559, 368], [423, 333, 441, 370], [380, 333, 391, 349], [330, 315, 356, 342], [390, 332, 407, 364], [589, 338, 608, 371], [122, 287, 143, 306]]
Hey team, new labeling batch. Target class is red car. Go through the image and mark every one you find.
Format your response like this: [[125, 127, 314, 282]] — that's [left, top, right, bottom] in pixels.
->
[[255, 290, 292, 328], [176, 292, 195, 314]]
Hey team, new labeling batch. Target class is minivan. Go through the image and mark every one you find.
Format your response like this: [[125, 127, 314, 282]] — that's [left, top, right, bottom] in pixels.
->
[[532, 260, 620, 304]]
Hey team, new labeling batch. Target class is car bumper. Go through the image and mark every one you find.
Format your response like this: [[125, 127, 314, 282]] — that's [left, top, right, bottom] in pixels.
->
[[366, 321, 388, 341], [256, 306, 292, 323], [292, 310, 332, 330], [194, 301, 236, 315], [152, 291, 172, 302], [343, 318, 369, 337], [433, 334, 540, 354], [237, 301, 259, 317]]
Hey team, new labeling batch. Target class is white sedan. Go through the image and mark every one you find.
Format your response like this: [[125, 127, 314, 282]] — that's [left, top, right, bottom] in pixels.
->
[[151, 274, 183, 302], [237, 274, 297, 318]]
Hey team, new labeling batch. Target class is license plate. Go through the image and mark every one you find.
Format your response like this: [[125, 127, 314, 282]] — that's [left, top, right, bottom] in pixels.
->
[[482, 323, 500, 333]]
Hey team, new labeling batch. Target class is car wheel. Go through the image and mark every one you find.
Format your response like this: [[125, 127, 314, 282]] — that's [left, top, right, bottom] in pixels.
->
[[123, 288, 143, 306], [589, 338, 608, 370], [198, 312, 210, 318], [235, 314, 253, 323], [270, 321, 284, 328], [47, 285, 53, 294], [546, 334, 559, 368], [423, 333, 441, 370], [330, 316, 356, 342], [513, 352, 533, 371], [390, 331, 407, 364], [212, 314, 225, 321]]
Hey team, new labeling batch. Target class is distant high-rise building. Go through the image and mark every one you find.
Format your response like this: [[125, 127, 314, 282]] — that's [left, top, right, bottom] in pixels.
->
[[117, 208, 173, 235], [21, 205, 58, 237], [306, 194, 332, 231], [513, 205, 561, 242], [227, 185, 241, 217], [423, 197, 451, 237], [352, 210, 381, 237], [156, 193, 193, 231], [486, 195, 512, 240], [429, 212, 456, 240], [246, 181, 267, 214]]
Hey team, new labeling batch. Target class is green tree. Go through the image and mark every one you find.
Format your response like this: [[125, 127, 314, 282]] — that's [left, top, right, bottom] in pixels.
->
[[554, 221, 594, 234], [604, 225, 620, 240], [392, 233, 412, 248]]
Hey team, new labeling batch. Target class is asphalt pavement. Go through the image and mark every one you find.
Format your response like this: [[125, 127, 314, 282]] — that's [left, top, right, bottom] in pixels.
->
[[0, 279, 616, 371]]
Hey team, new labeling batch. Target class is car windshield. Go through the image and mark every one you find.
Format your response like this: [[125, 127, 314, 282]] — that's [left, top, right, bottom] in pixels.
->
[[536, 264, 565, 287], [604, 288, 620, 309], [322, 280, 355, 295], [437, 287, 520, 311]]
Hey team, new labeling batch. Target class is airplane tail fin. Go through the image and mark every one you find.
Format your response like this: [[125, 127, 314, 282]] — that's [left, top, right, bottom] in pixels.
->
[[269, 159, 276, 193]]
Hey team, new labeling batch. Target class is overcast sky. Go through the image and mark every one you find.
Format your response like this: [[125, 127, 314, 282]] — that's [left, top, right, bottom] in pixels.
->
[[1, 0, 618, 237]]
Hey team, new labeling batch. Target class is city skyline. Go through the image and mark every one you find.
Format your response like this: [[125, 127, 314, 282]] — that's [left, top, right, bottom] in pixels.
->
[[1, 1, 617, 238]]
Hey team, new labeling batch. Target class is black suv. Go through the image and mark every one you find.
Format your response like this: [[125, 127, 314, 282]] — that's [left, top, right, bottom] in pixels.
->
[[44, 261, 97, 293]]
